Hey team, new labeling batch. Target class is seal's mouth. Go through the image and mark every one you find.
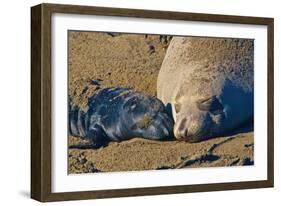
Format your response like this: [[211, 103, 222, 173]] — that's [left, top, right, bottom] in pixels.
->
[[175, 125, 210, 143], [155, 112, 174, 138], [174, 112, 213, 142], [149, 112, 174, 139], [181, 129, 210, 143]]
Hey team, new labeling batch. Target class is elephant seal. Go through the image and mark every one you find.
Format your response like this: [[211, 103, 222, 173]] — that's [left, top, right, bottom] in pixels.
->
[[69, 87, 174, 148], [157, 37, 254, 142]]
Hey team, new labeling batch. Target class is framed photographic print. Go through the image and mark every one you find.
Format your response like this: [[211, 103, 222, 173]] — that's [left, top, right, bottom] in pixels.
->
[[31, 3, 274, 202]]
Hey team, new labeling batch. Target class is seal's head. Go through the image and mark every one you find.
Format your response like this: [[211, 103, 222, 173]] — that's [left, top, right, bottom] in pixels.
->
[[121, 92, 174, 140], [173, 95, 225, 142], [89, 87, 175, 141]]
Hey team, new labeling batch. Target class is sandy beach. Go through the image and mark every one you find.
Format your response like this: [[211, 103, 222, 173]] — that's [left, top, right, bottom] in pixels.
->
[[68, 31, 254, 173]]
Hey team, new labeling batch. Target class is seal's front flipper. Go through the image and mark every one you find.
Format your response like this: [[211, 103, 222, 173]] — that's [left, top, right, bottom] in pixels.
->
[[86, 124, 109, 147], [69, 124, 109, 149]]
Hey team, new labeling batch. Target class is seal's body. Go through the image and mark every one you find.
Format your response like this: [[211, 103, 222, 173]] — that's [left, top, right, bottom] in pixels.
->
[[157, 37, 254, 142], [69, 87, 174, 148]]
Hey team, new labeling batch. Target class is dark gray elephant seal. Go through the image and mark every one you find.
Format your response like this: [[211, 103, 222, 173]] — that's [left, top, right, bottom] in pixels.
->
[[157, 37, 254, 142], [69, 87, 174, 148]]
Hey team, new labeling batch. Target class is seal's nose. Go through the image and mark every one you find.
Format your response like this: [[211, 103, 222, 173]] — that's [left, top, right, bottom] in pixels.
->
[[157, 112, 174, 138], [174, 117, 188, 140], [178, 128, 189, 139]]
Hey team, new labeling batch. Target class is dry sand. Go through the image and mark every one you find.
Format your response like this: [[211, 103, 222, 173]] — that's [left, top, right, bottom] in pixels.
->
[[68, 31, 254, 173], [69, 31, 167, 110]]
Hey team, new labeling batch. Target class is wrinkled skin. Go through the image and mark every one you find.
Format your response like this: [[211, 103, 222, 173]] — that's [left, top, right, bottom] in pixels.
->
[[69, 87, 174, 148]]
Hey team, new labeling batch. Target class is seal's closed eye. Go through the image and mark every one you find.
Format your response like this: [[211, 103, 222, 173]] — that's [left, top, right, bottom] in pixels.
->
[[196, 96, 223, 115]]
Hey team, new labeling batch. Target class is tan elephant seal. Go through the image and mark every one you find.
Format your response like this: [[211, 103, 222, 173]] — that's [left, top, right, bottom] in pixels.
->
[[157, 37, 254, 142]]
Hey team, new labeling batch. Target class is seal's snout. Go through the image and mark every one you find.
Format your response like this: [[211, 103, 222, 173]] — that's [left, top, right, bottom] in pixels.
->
[[174, 117, 190, 141], [176, 127, 189, 140], [174, 113, 212, 143], [155, 112, 174, 139]]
